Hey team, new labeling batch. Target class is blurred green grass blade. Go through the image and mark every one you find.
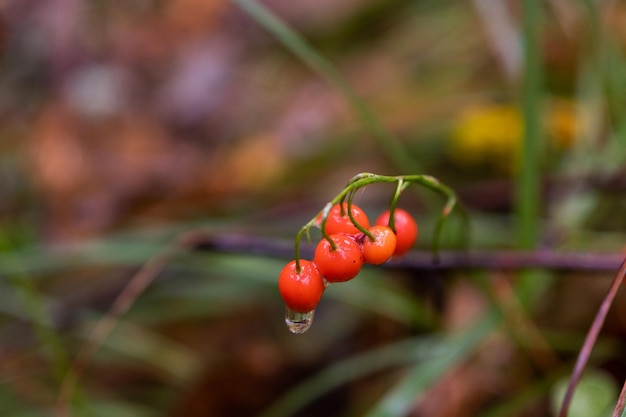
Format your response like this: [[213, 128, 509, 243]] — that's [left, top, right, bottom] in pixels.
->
[[147, 253, 435, 327], [78, 319, 202, 385], [584, 0, 626, 148], [0, 234, 70, 384], [0, 242, 162, 276], [325, 270, 437, 328], [232, 0, 421, 173], [364, 311, 498, 417], [579, 0, 626, 169], [0, 223, 202, 276], [0, 234, 95, 415], [212, 254, 435, 327], [259, 335, 443, 417], [2, 275, 69, 380], [516, 0, 542, 250], [0, 282, 68, 342], [600, 42, 626, 169], [0, 386, 47, 417], [85, 400, 159, 417], [478, 369, 564, 417], [605, 43, 626, 140], [515, 0, 544, 308]]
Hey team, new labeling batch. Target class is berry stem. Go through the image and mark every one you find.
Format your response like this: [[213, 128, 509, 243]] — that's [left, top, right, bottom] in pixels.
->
[[387, 178, 404, 233], [294, 227, 306, 272], [346, 189, 375, 240], [291, 173, 463, 268], [318, 203, 338, 251]]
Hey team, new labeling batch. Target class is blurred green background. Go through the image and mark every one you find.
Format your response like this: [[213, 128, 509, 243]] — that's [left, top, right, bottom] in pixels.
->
[[1, 0, 625, 416]]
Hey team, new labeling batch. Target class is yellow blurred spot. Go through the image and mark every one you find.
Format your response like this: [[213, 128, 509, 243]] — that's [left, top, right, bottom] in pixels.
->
[[450, 103, 523, 173], [449, 100, 578, 173]]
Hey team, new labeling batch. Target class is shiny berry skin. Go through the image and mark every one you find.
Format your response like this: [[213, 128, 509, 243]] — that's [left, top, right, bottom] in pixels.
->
[[361, 225, 397, 265], [314, 234, 364, 283], [278, 260, 325, 313], [375, 208, 418, 256], [320, 203, 370, 235]]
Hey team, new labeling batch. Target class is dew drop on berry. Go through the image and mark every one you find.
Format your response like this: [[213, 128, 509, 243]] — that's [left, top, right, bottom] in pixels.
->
[[285, 308, 314, 334]]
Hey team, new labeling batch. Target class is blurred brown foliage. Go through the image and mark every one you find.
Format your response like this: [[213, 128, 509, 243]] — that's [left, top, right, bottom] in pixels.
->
[[3, 0, 624, 241], [3, 0, 357, 240], [2, 1, 626, 416]]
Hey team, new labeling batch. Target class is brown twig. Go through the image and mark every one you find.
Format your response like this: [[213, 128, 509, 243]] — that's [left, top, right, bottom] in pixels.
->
[[558, 256, 626, 417], [194, 232, 624, 272]]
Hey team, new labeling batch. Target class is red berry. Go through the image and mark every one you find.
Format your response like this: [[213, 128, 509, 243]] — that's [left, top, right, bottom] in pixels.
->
[[278, 260, 325, 313], [320, 203, 370, 236], [361, 225, 397, 265], [313, 234, 364, 283], [375, 208, 418, 256]]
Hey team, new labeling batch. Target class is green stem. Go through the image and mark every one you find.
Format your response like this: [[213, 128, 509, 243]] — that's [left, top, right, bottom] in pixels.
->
[[292, 173, 461, 266], [346, 190, 374, 240], [318, 204, 337, 252], [515, 0, 544, 308], [387, 179, 405, 233], [517, 0, 543, 250]]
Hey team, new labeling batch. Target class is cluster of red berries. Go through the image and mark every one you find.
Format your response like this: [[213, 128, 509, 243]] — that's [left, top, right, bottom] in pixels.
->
[[278, 203, 418, 314]]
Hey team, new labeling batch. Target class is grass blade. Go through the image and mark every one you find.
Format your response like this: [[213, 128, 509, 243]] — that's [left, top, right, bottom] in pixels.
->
[[232, 0, 421, 173], [364, 310, 499, 417], [258, 335, 442, 417]]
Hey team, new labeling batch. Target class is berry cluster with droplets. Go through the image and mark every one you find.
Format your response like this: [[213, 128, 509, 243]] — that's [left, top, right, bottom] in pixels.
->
[[276, 173, 462, 334]]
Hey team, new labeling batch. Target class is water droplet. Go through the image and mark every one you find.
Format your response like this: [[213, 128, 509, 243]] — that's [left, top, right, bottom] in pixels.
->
[[285, 308, 314, 334]]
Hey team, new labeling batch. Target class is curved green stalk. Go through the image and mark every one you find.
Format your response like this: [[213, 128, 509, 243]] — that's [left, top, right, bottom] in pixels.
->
[[346, 189, 374, 240], [387, 178, 404, 233], [292, 173, 464, 266]]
